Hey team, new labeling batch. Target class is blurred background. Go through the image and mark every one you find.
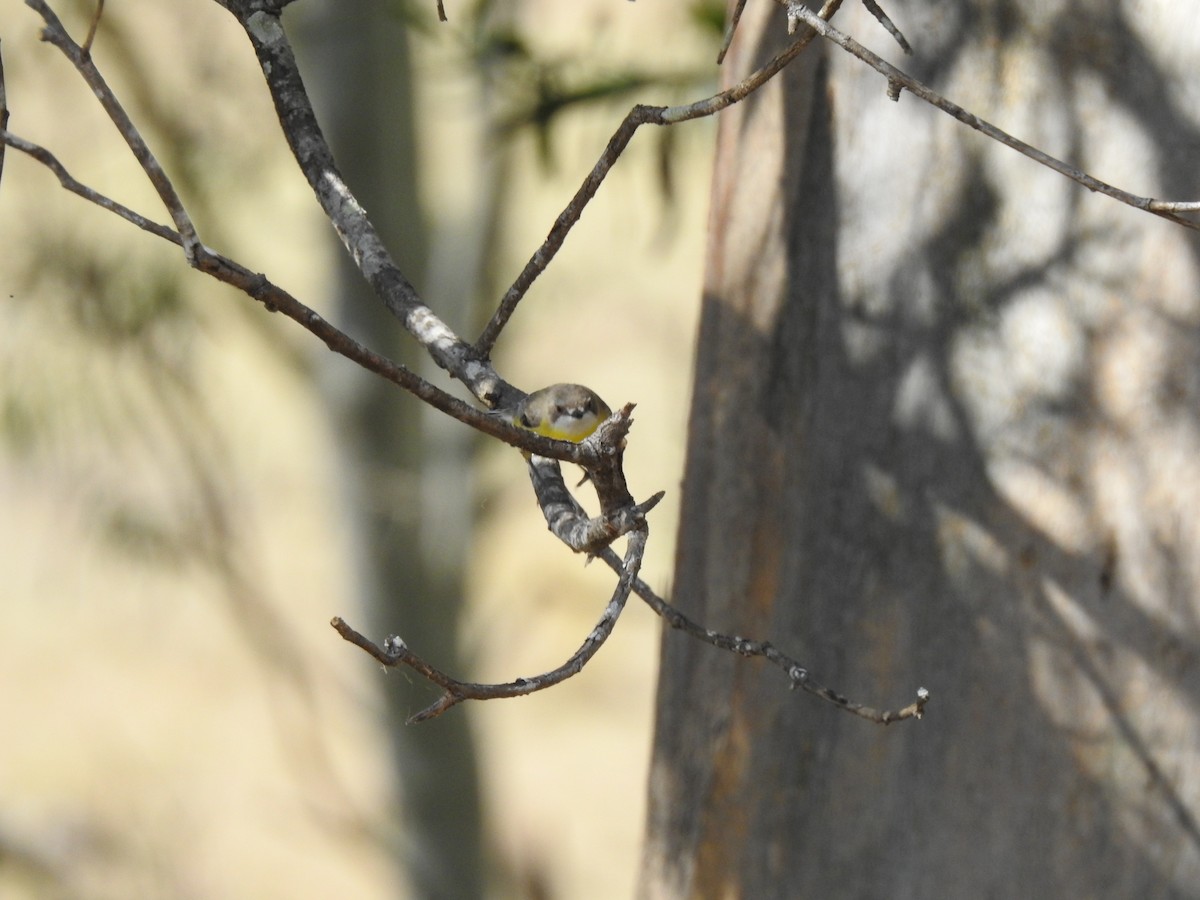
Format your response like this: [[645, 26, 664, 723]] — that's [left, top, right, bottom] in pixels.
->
[[0, 0, 720, 896]]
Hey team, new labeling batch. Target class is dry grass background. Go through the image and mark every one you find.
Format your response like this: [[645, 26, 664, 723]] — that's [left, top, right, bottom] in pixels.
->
[[0, 0, 714, 897]]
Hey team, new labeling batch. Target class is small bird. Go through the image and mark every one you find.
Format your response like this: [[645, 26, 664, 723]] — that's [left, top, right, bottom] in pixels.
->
[[511, 383, 612, 442]]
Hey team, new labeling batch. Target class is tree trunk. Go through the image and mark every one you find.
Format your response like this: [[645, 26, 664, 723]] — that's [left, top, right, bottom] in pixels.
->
[[641, 2, 1200, 896], [299, 2, 484, 896]]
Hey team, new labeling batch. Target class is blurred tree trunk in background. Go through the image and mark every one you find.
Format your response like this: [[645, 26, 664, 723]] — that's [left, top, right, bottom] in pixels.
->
[[641, 1, 1200, 896], [298, 3, 484, 897]]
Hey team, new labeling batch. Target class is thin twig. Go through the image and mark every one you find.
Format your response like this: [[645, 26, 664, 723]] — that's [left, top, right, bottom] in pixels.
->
[[473, 0, 845, 359], [659, 0, 842, 125], [332, 431, 661, 721], [27, 0, 202, 258], [472, 107, 648, 358], [857, 0, 911, 54], [716, 0, 749, 65], [596, 545, 929, 724], [791, 5, 1200, 231], [0, 130, 177, 241], [0, 38, 8, 191], [81, 0, 104, 57], [331, 528, 647, 722]]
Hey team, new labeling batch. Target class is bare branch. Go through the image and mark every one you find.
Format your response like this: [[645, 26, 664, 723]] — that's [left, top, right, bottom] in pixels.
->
[[526, 458, 928, 724], [791, 4, 1200, 231], [27, 0, 202, 259], [856, 0, 911, 54], [331, 528, 647, 723], [0, 38, 9, 190], [0, 124, 622, 465], [1, 130, 177, 241], [331, 411, 665, 719], [472, 106, 648, 359], [596, 545, 929, 724], [6, 12, 683, 666], [526, 449, 664, 555], [10, 0, 942, 726], [218, 0, 521, 411], [81, 0, 104, 57], [473, 0, 845, 359], [17, 0, 814, 536], [716, 0, 749, 65], [5, 132, 634, 472], [659, 0, 837, 125]]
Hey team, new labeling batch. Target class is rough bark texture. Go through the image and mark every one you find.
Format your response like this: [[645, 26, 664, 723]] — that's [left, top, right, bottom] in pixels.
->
[[640, 1, 1200, 897]]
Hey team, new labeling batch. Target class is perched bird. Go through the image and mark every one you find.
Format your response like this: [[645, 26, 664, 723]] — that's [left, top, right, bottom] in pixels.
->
[[511, 383, 612, 442]]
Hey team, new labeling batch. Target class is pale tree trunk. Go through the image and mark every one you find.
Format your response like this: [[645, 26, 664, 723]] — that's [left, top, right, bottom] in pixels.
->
[[299, 2, 484, 896], [641, 1, 1200, 896]]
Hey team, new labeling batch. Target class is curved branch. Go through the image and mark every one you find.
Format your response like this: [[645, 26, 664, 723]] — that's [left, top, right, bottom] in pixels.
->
[[521, 446, 930, 725], [526, 449, 665, 555], [331, 528, 647, 723]]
